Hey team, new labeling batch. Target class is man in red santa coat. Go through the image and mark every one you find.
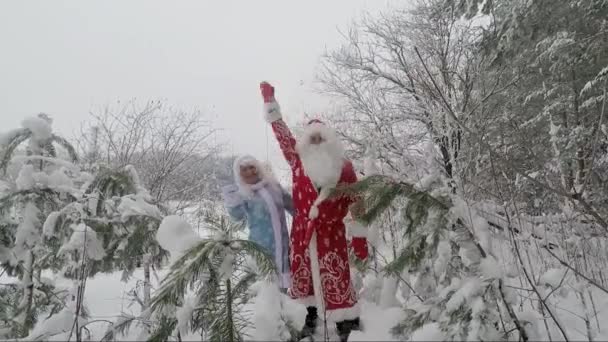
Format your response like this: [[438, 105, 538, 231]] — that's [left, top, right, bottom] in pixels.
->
[[259, 82, 369, 341]]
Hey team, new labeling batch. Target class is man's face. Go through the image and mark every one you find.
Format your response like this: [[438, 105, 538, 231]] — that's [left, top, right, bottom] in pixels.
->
[[239, 164, 260, 185], [309, 132, 325, 145]]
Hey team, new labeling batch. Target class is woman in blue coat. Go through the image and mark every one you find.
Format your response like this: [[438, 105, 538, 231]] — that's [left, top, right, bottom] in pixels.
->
[[222, 155, 293, 291]]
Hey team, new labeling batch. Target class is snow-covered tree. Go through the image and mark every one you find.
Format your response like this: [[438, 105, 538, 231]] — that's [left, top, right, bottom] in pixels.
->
[[0, 114, 81, 337], [133, 212, 282, 342], [332, 174, 528, 341]]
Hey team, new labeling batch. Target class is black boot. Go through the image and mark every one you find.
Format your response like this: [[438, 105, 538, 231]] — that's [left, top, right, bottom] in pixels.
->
[[297, 306, 318, 340], [336, 318, 360, 342]]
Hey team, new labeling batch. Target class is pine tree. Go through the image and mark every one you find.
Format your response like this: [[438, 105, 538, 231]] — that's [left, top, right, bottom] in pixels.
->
[[332, 174, 529, 341], [132, 211, 281, 342], [0, 114, 80, 337], [41, 163, 167, 340]]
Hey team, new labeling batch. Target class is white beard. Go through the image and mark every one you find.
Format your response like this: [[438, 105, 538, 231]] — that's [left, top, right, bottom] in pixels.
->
[[297, 139, 344, 189]]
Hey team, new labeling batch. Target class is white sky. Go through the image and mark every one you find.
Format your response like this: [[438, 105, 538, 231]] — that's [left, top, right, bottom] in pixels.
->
[[0, 0, 398, 179]]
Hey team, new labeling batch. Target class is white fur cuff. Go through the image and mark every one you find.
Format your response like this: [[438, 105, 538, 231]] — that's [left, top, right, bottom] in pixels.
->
[[325, 302, 361, 322], [264, 102, 282, 123], [347, 220, 367, 238]]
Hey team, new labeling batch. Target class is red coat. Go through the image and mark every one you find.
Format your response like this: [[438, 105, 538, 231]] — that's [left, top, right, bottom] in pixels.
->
[[271, 119, 360, 321]]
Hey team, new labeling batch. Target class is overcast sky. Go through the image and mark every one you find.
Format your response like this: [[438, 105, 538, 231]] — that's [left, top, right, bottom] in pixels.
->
[[0, 0, 398, 178]]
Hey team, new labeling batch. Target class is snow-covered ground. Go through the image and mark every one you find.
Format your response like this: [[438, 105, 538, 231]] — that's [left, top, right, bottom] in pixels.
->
[[2, 201, 608, 341], [3, 250, 608, 341]]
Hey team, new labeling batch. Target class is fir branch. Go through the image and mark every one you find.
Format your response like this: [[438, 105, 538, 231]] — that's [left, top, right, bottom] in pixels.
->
[[543, 246, 608, 295], [147, 315, 177, 342], [233, 240, 276, 277], [231, 271, 258, 302], [0, 129, 30, 174], [100, 313, 138, 342], [0, 188, 75, 211], [50, 134, 78, 163]]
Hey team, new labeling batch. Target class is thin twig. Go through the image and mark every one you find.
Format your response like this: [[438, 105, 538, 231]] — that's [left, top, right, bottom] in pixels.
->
[[543, 247, 608, 295], [498, 279, 529, 342], [579, 79, 607, 195], [413, 46, 608, 232]]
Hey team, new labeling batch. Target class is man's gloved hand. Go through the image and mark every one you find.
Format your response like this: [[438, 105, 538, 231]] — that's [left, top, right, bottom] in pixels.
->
[[260, 82, 275, 103], [259, 81, 282, 123], [351, 237, 368, 260], [346, 218, 368, 260]]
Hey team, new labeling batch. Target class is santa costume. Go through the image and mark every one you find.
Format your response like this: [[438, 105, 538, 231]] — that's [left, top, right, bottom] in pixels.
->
[[259, 82, 369, 341]]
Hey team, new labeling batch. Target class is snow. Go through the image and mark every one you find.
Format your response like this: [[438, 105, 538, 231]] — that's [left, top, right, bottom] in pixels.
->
[[445, 278, 482, 312], [16, 164, 36, 190], [43, 211, 61, 237], [363, 146, 380, 176], [251, 281, 306, 341], [48, 168, 74, 191], [124, 164, 152, 199], [539, 267, 568, 288], [433, 240, 451, 276], [366, 224, 380, 247], [21, 115, 53, 141], [0, 128, 25, 146], [414, 172, 439, 191], [59, 223, 106, 260], [117, 195, 162, 221], [480, 255, 503, 280], [156, 215, 202, 263], [219, 251, 235, 280], [176, 295, 196, 337], [409, 322, 446, 341], [11, 155, 80, 172], [15, 163, 77, 192], [13, 202, 41, 261], [379, 276, 399, 309], [27, 305, 84, 341], [346, 218, 368, 238], [346, 305, 403, 341]]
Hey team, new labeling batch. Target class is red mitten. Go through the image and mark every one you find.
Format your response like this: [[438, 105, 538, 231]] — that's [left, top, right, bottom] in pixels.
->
[[259, 82, 275, 103], [351, 237, 368, 260]]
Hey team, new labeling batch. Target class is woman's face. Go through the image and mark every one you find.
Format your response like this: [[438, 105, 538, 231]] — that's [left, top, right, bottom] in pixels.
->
[[240, 164, 261, 185]]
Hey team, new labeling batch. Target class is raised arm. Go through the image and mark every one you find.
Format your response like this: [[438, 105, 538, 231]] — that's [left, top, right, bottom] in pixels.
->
[[260, 82, 299, 170]]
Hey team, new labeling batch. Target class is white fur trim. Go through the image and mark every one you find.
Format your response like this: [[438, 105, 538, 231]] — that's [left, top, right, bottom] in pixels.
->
[[325, 301, 361, 322], [309, 206, 319, 220], [233, 155, 281, 198], [233, 155, 262, 197], [309, 231, 325, 313], [264, 102, 282, 123], [346, 219, 367, 238], [295, 295, 318, 307], [280, 273, 291, 289], [308, 187, 331, 220]]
